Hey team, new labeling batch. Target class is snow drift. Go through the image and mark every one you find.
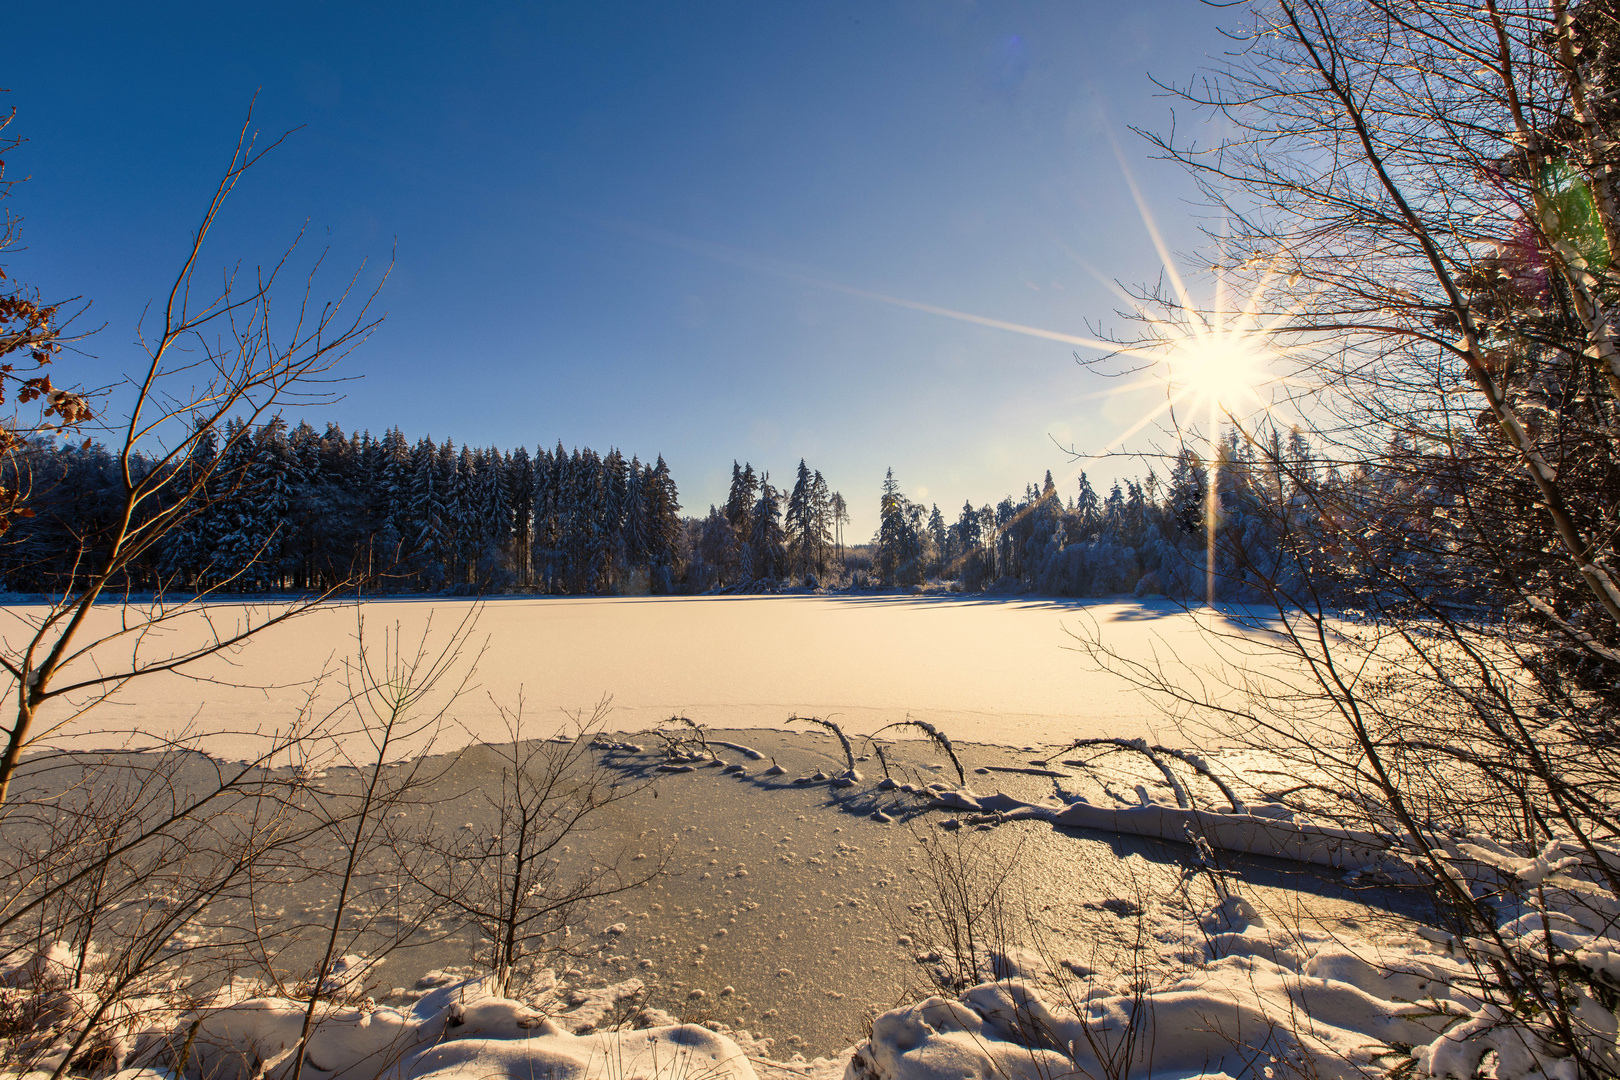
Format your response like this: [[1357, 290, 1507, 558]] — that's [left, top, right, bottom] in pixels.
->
[[110, 977, 758, 1080], [848, 898, 1571, 1080]]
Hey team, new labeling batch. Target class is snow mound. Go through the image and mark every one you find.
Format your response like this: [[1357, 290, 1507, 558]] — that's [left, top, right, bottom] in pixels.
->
[[849, 918, 1473, 1080], [177, 978, 756, 1080]]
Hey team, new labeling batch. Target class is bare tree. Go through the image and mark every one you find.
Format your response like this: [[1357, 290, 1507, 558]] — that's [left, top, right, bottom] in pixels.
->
[[0, 101, 397, 1078], [0, 103, 388, 805], [1075, 2, 1620, 1076]]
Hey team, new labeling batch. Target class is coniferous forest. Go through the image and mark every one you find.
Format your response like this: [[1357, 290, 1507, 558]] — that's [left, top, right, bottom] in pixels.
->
[[0, 416, 1389, 604], [0, 421, 682, 596]]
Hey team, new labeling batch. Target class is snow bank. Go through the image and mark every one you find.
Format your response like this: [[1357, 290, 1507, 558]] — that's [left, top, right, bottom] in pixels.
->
[[852, 907, 1471, 1080], [897, 781, 1620, 1080], [170, 977, 757, 1080]]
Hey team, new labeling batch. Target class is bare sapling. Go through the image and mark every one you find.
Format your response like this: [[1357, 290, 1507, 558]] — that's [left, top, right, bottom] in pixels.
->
[[284, 609, 482, 1080], [0, 733, 323, 1078], [893, 827, 1026, 996], [405, 699, 665, 1000]]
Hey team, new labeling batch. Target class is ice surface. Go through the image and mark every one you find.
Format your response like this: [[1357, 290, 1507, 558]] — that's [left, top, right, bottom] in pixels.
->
[[1, 596, 1288, 761]]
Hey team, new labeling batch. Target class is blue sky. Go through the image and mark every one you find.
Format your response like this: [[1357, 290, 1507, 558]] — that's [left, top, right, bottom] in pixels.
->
[[8, 2, 1233, 538]]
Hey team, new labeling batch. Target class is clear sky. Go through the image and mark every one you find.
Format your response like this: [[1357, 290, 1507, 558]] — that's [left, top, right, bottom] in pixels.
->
[[8, 2, 1234, 539]]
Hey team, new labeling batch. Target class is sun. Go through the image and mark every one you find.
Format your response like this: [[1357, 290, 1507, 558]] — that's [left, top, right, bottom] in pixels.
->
[[1163, 328, 1272, 416]]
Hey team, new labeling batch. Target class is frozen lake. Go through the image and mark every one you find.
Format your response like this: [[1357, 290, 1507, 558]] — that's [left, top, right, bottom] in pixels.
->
[[0, 595, 1413, 1057], [3, 594, 1292, 760]]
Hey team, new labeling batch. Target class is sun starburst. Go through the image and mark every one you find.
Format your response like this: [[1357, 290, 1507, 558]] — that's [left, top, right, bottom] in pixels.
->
[[611, 124, 1316, 606]]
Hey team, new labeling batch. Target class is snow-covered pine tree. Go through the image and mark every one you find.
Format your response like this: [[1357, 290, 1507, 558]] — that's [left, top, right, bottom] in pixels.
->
[[1105, 481, 1125, 529], [749, 474, 786, 581], [559, 445, 587, 592], [600, 448, 629, 592], [954, 499, 979, 555], [590, 449, 619, 593], [877, 469, 907, 586], [507, 446, 534, 588], [724, 461, 756, 580], [621, 455, 648, 571], [154, 420, 219, 590], [475, 445, 512, 590], [408, 437, 445, 590], [809, 470, 832, 580], [1123, 480, 1148, 547], [900, 500, 926, 585], [256, 417, 296, 589], [369, 426, 411, 583], [285, 421, 321, 589], [202, 418, 257, 590], [568, 448, 605, 593], [994, 496, 1018, 579], [532, 443, 564, 593], [697, 506, 734, 588], [447, 444, 479, 587], [1285, 426, 1312, 494], [1076, 472, 1100, 538], [315, 422, 365, 588], [785, 458, 814, 581], [210, 418, 292, 591], [927, 503, 947, 578], [645, 454, 681, 591], [1167, 448, 1207, 539]]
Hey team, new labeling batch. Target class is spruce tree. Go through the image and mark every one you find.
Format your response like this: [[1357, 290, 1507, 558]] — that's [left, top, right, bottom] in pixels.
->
[[1168, 448, 1208, 538], [877, 469, 907, 586], [507, 446, 534, 588], [645, 455, 681, 590], [1076, 472, 1100, 537], [927, 503, 947, 577], [749, 475, 786, 580], [1105, 481, 1125, 527], [409, 437, 446, 590], [726, 463, 757, 579], [155, 421, 219, 590], [809, 470, 832, 580], [622, 456, 649, 568], [785, 459, 814, 580], [955, 499, 979, 556]]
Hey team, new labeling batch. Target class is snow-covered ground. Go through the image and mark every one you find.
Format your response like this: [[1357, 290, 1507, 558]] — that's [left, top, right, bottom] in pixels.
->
[[0, 594, 1293, 761]]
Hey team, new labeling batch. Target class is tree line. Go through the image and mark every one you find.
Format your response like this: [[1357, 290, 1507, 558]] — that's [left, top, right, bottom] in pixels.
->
[[684, 460, 850, 590], [0, 420, 684, 595], [3, 419, 1372, 602], [868, 425, 1392, 602]]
